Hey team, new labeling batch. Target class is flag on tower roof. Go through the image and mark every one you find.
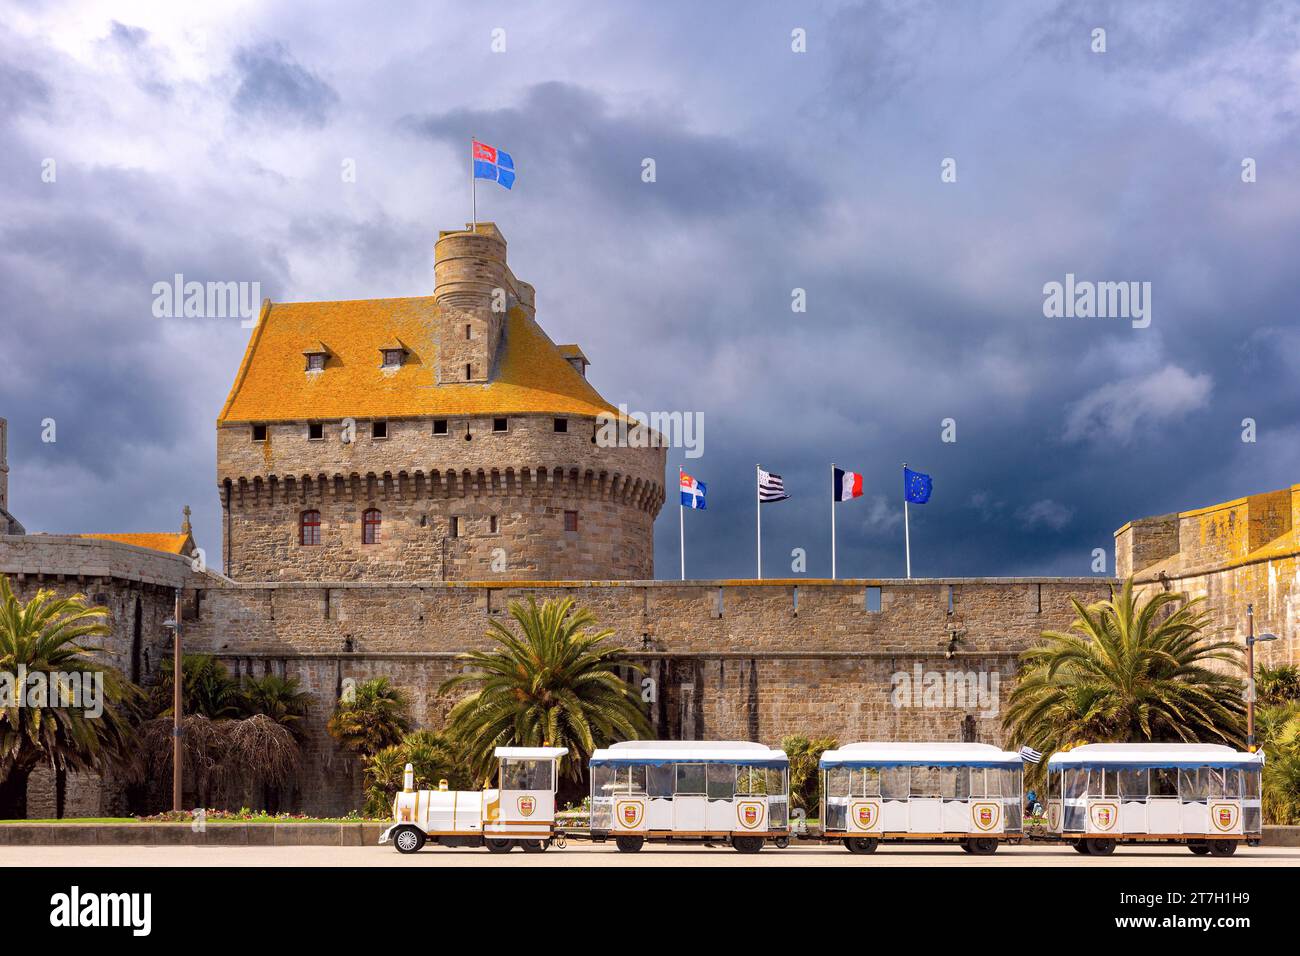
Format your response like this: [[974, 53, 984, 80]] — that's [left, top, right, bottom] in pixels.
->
[[473, 140, 515, 189]]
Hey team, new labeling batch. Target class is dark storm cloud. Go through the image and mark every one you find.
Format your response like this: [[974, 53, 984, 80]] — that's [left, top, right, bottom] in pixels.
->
[[2, 1, 1298, 580], [231, 41, 339, 127]]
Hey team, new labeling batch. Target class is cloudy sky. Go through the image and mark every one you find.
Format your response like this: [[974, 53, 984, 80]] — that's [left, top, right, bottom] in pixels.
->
[[2, 0, 1299, 579]]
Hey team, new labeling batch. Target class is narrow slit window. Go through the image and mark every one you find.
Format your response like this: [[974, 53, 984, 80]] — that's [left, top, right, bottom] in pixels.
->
[[449, 516, 460, 539]]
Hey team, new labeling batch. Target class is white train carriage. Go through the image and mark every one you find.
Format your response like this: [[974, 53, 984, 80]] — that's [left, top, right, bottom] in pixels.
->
[[1045, 743, 1264, 856], [820, 742, 1024, 854], [589, 741, 790, 852], [380, 746, 567, 853]]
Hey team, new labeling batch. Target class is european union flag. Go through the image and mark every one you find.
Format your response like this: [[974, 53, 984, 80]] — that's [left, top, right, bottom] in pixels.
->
[[904, 467, 932, 504]]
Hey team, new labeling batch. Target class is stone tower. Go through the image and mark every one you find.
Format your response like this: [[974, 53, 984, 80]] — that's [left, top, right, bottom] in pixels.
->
[[214, 223, 665, 582]]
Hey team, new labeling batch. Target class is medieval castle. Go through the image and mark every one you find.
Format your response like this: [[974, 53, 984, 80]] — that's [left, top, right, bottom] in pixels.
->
[[1, 223, 1296, 816]]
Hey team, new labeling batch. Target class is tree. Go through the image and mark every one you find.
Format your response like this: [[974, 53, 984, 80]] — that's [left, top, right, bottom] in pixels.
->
[[150, 654, 242, 720], [1256, 664, 1300, 708], [0, 577, 137, 818], [783, 735, 837, 817], [327, 677, 412, 757], [1003, 579, 1245, 778], [439, 597, 651, 783], [241, 673, 311, 742], [361, 729, 473, 817]]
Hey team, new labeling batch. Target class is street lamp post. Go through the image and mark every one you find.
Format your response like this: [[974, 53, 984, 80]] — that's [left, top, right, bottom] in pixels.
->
[[1244, 603, 1279, 753], [162, 589, 183, 813]]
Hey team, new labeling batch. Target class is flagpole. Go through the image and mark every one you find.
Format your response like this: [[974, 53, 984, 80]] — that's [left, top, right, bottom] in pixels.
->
[[470, 137, 477, 232], [756, 464, 762, 580], [903, 461, 912, 580], [830, 462, 837, 580], [679, 466, 686, 581]]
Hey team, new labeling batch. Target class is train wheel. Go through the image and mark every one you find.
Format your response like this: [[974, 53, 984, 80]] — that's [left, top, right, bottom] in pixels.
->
[[485, 838, 515, 853], [732, 836, 764, 853], [392, 827, 425, 854], [959, 842, 973, 853], [774, 836, 790, 849], [1084, 838, 1115, 856], [1072, 841, 1090, 854], [1207, 841, 1237, 857], [1188, 842, 1211, 856], [615, 836, 644, 853], [968, 838, 999, 855], [845, 837, 879, 854], [520, 840, 548, 853]]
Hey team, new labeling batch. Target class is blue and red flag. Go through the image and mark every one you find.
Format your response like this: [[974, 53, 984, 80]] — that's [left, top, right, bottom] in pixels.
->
[[473, 140, 515, 189]]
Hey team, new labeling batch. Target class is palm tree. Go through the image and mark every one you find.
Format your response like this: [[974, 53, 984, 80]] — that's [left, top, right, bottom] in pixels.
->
[[1003, 579, 1245, 778], [326, 677, 412, 757], [361, 729, 473, 817], [1256, 663, 1300, 708], [151, 654, 242, 720], [0, 577, 137, 818], [241, 673, 312, 742], [439, 597, 651, 783], [783, 735, 837, 817], [1258, 701, 1300, 824]]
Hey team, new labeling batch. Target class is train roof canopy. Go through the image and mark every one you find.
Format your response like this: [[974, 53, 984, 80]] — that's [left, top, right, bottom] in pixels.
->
[[1047, 743, 1264, 770], [494, 747, 569, 760], [590, 740, 788, 767], [820, 741, 1023, 769]]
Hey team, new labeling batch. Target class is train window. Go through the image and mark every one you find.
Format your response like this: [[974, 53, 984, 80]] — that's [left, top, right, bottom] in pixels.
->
[[735, 766, 767, 796], [591, 765, 615, 798], [986, 768, 1005, 798], [706, 763, 736, 800], [1243, 770, 1260, 799], [1063, 770, 1086, 800], [1046, 770, 1060, 799], [675, 763, 705, 796], [647, 764, 674, 798], [767, 766, 787, 796], [1149, 768, 1178, 797], [881, 767, 908, 800], [968, 768, 986, 798], [825, 768, 850, 799], [910, 766, 940, 798], [941, 767, 970, 800], [851, 767, 880, 797], [1219, 769, 1241, 799], [1178, 768, 1208, 802], [500, 758, 552, 792], [625, 764, 648, 794], [1119, 768, 1147, 800]]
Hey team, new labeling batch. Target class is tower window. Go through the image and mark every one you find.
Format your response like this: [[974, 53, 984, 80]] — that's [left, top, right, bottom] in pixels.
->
[[300, 510, 321, 546], [493, 417, 508, 432], [449, 516, 461, 539], [489, 515, 499, 534], [433, 419, 448, 435], [564, 510, 579, 533], [251, 424, 267, 442], [307, 423, 324, 441], [553, 418, 567, 433], [465, 324, 472, 340], [362, 508, 381, 545], [465, 363, 472, 380], [372, 421, 388, 440]]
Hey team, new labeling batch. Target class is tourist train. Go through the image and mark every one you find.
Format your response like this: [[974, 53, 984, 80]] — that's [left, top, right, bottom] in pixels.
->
[[380, 738, 1264, 857]]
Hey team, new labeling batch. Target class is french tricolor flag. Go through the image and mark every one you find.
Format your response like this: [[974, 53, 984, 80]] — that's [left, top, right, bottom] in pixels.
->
[[833, 467, 864, 502]]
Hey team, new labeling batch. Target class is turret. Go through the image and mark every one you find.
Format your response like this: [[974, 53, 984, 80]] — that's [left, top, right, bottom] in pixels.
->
[[433, 223, 517, 384]]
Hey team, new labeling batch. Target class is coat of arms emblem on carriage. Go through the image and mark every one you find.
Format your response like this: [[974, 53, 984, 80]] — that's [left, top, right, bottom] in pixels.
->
[[854, 802, 877, 829], [736, 801, 764, 829], [1213, 804, 1237, 831], [617, 800, 642, 828], [972, 802, 999, 831], [1089, 803, 1116, 830], [517, 796, 536, 817]]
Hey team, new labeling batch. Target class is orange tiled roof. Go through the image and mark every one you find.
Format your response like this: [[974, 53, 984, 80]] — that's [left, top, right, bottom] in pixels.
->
[[77, 533, 191, 555], [218, 297, 615, 424]]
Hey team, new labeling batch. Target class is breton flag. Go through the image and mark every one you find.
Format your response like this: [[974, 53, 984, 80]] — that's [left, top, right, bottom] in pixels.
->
[[680, 472, 707, 509], [473, 140, 516, 189], [833, 467, 864, 502], [757, 468, 790, 502], [1018, 746, 1044, 764]]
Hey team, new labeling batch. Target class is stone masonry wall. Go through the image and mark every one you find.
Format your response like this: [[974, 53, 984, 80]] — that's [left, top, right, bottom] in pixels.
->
[[186, 577, 1113, 815], [217, 413, 665, 581]]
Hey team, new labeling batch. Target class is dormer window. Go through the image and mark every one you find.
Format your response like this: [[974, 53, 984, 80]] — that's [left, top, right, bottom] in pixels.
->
[[303, 342, 331, 372], [378, 341, 409, 369]]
